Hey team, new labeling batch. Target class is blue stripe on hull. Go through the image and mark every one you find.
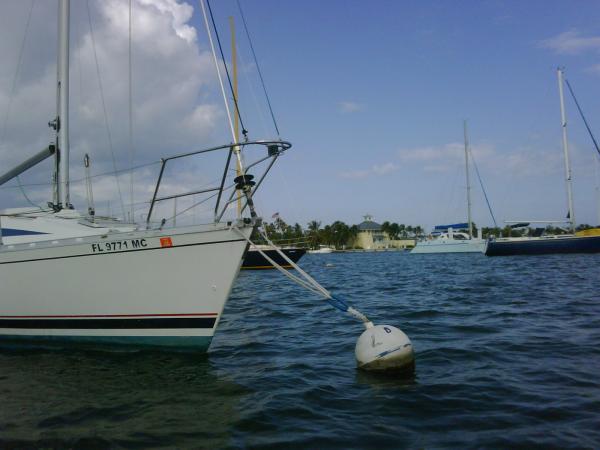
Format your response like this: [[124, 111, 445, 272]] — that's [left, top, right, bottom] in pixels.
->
[[486, 235, 600, 256], [0, 228, 47, 236], [0, 334, 213, 352]]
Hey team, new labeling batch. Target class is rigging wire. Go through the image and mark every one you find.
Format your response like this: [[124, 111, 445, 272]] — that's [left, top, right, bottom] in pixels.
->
[[0, 0, 41, 209], [1, 0, 34, 144], [439, 156, 461, 226], [86, 0, 126, 220], [564, 78, 600, 157], [236, 0, 281, 137], [167, 190, 221, 222], [565, 77, 600, 225], [205, 0, 248, 140], [469, 148, 498, 228], [200, 0, 236, 142], [236, 43, 270, 137], [0, 160, 160, 191]]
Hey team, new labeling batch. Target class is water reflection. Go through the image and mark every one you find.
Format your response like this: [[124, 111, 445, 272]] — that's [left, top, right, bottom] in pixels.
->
[[0, 348, 247, 448]]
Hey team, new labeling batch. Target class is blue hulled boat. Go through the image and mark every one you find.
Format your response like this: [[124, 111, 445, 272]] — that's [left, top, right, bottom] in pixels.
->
[[485, 233, 600, 256]]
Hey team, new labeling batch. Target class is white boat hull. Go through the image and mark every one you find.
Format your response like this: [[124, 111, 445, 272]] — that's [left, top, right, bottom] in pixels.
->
[[0, 223, 251, 350], [308, 248, 333, 254], [410, 238, 486, 254]]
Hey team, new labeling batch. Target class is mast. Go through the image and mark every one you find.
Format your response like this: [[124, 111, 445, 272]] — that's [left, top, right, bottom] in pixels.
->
[[597, 155, 600, 225], [201, 0, 248, 221], [463, 120, 473, 239], [128, 0, 134, 222], [557, 68, 576, 232], [57, 0, 70, 209], [229, 16, 242, 217]]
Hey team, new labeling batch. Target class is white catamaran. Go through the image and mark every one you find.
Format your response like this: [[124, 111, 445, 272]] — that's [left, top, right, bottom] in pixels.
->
[[0, 0, 291, 349], [411, 121, 487, 254]]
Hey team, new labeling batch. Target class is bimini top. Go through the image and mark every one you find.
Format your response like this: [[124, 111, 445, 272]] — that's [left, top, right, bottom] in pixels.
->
[[434, 223, 468, 231]]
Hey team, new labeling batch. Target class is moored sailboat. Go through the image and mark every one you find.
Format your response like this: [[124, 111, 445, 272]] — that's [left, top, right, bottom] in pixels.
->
[[242, 245, 306, 269], [486, 68, 600, 256], [0, 0, 291, 349], [411, 121, 488, 254]]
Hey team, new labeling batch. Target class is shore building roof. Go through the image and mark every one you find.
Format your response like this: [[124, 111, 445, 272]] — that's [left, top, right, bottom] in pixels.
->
[[357, 215, 382, 231]]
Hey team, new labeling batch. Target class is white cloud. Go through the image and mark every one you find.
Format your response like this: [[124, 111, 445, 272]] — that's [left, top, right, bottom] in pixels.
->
[[338, 101, 361, 113], [398, 142, 463, 163], [0, 0, 229, 214], [397, 142, 495, 171], [396, 140, 573, 178], [339, 140, 570, 183], [586, 63, 600, 75], [340, 162, 399, 179], [540, 30, 600, 55], [137, 0, 197, 43]]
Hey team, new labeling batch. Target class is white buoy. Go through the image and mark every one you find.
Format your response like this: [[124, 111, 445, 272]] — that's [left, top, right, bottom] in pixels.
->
[[355, 323, 415, 373], [234, 229, 416, 372]]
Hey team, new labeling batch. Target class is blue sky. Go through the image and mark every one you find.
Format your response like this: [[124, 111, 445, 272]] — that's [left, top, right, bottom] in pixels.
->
[[197, 0, 600, 229], [1, 0, 599, 230]]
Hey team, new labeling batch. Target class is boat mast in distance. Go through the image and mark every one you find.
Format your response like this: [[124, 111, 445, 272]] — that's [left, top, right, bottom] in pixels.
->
[[464, 120, 473, 239], [557, 68, 575, 233]]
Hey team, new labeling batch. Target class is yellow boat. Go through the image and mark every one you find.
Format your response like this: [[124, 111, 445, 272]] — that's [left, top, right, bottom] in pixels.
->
[[576, 228, 600, 237]]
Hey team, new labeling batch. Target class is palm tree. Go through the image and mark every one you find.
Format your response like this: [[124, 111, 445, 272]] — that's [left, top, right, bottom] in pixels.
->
[[293, 223, 303, 239], [322, 225, 333, 246], [399, 224, 406, 238], [388, 222, 400, 240], [307, 220, 321, 249], [348, 225, 359, 248], [381, 221, 391, 237], [330, 221, 350, 249]]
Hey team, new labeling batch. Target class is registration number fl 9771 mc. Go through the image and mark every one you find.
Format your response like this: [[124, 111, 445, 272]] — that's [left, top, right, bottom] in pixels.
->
[[91, 238, 148, 253]]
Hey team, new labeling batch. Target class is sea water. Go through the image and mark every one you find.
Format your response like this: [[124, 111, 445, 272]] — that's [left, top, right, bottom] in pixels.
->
[[1, 252, 599, 448]]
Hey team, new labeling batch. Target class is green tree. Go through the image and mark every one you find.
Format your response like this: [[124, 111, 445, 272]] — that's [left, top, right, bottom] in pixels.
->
[[383, 222, 400, 240], [399, 224, 406, 238], [482, 227, 501, 238], [293, 223, 303, 239], [330, 221, 350, 249], [307, 220, 321, 249], [348, 224, 359, 248], [381, 221, 391, 238]]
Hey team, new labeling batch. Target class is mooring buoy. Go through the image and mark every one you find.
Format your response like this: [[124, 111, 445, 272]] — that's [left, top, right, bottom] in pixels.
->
[[355, 323, 414, 373]]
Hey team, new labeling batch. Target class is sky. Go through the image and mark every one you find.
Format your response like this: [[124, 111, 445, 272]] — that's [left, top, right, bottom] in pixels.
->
[[1, 0, 600, 230]]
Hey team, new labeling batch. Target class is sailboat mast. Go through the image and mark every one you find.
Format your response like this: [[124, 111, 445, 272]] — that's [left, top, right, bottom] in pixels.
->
[[229, 16, 242, 217], [57, 0, 70, 209], [596, 155, 600, 225], [464, 120, 473, 239], [557, 68, 575, 233]]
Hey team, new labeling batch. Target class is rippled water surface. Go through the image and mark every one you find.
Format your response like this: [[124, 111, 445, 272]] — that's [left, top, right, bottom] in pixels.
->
[[1, 252, 600, 449]]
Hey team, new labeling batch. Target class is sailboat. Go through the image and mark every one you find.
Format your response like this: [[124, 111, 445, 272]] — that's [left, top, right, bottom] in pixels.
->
[[242, 244, 306, 269], [486, 68, 600, 256], [0, 0, 291, 349], [411, 121, 487, 254]]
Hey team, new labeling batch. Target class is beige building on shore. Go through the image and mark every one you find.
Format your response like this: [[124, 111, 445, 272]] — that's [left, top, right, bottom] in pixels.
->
[[351, 215, 415, 250]]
